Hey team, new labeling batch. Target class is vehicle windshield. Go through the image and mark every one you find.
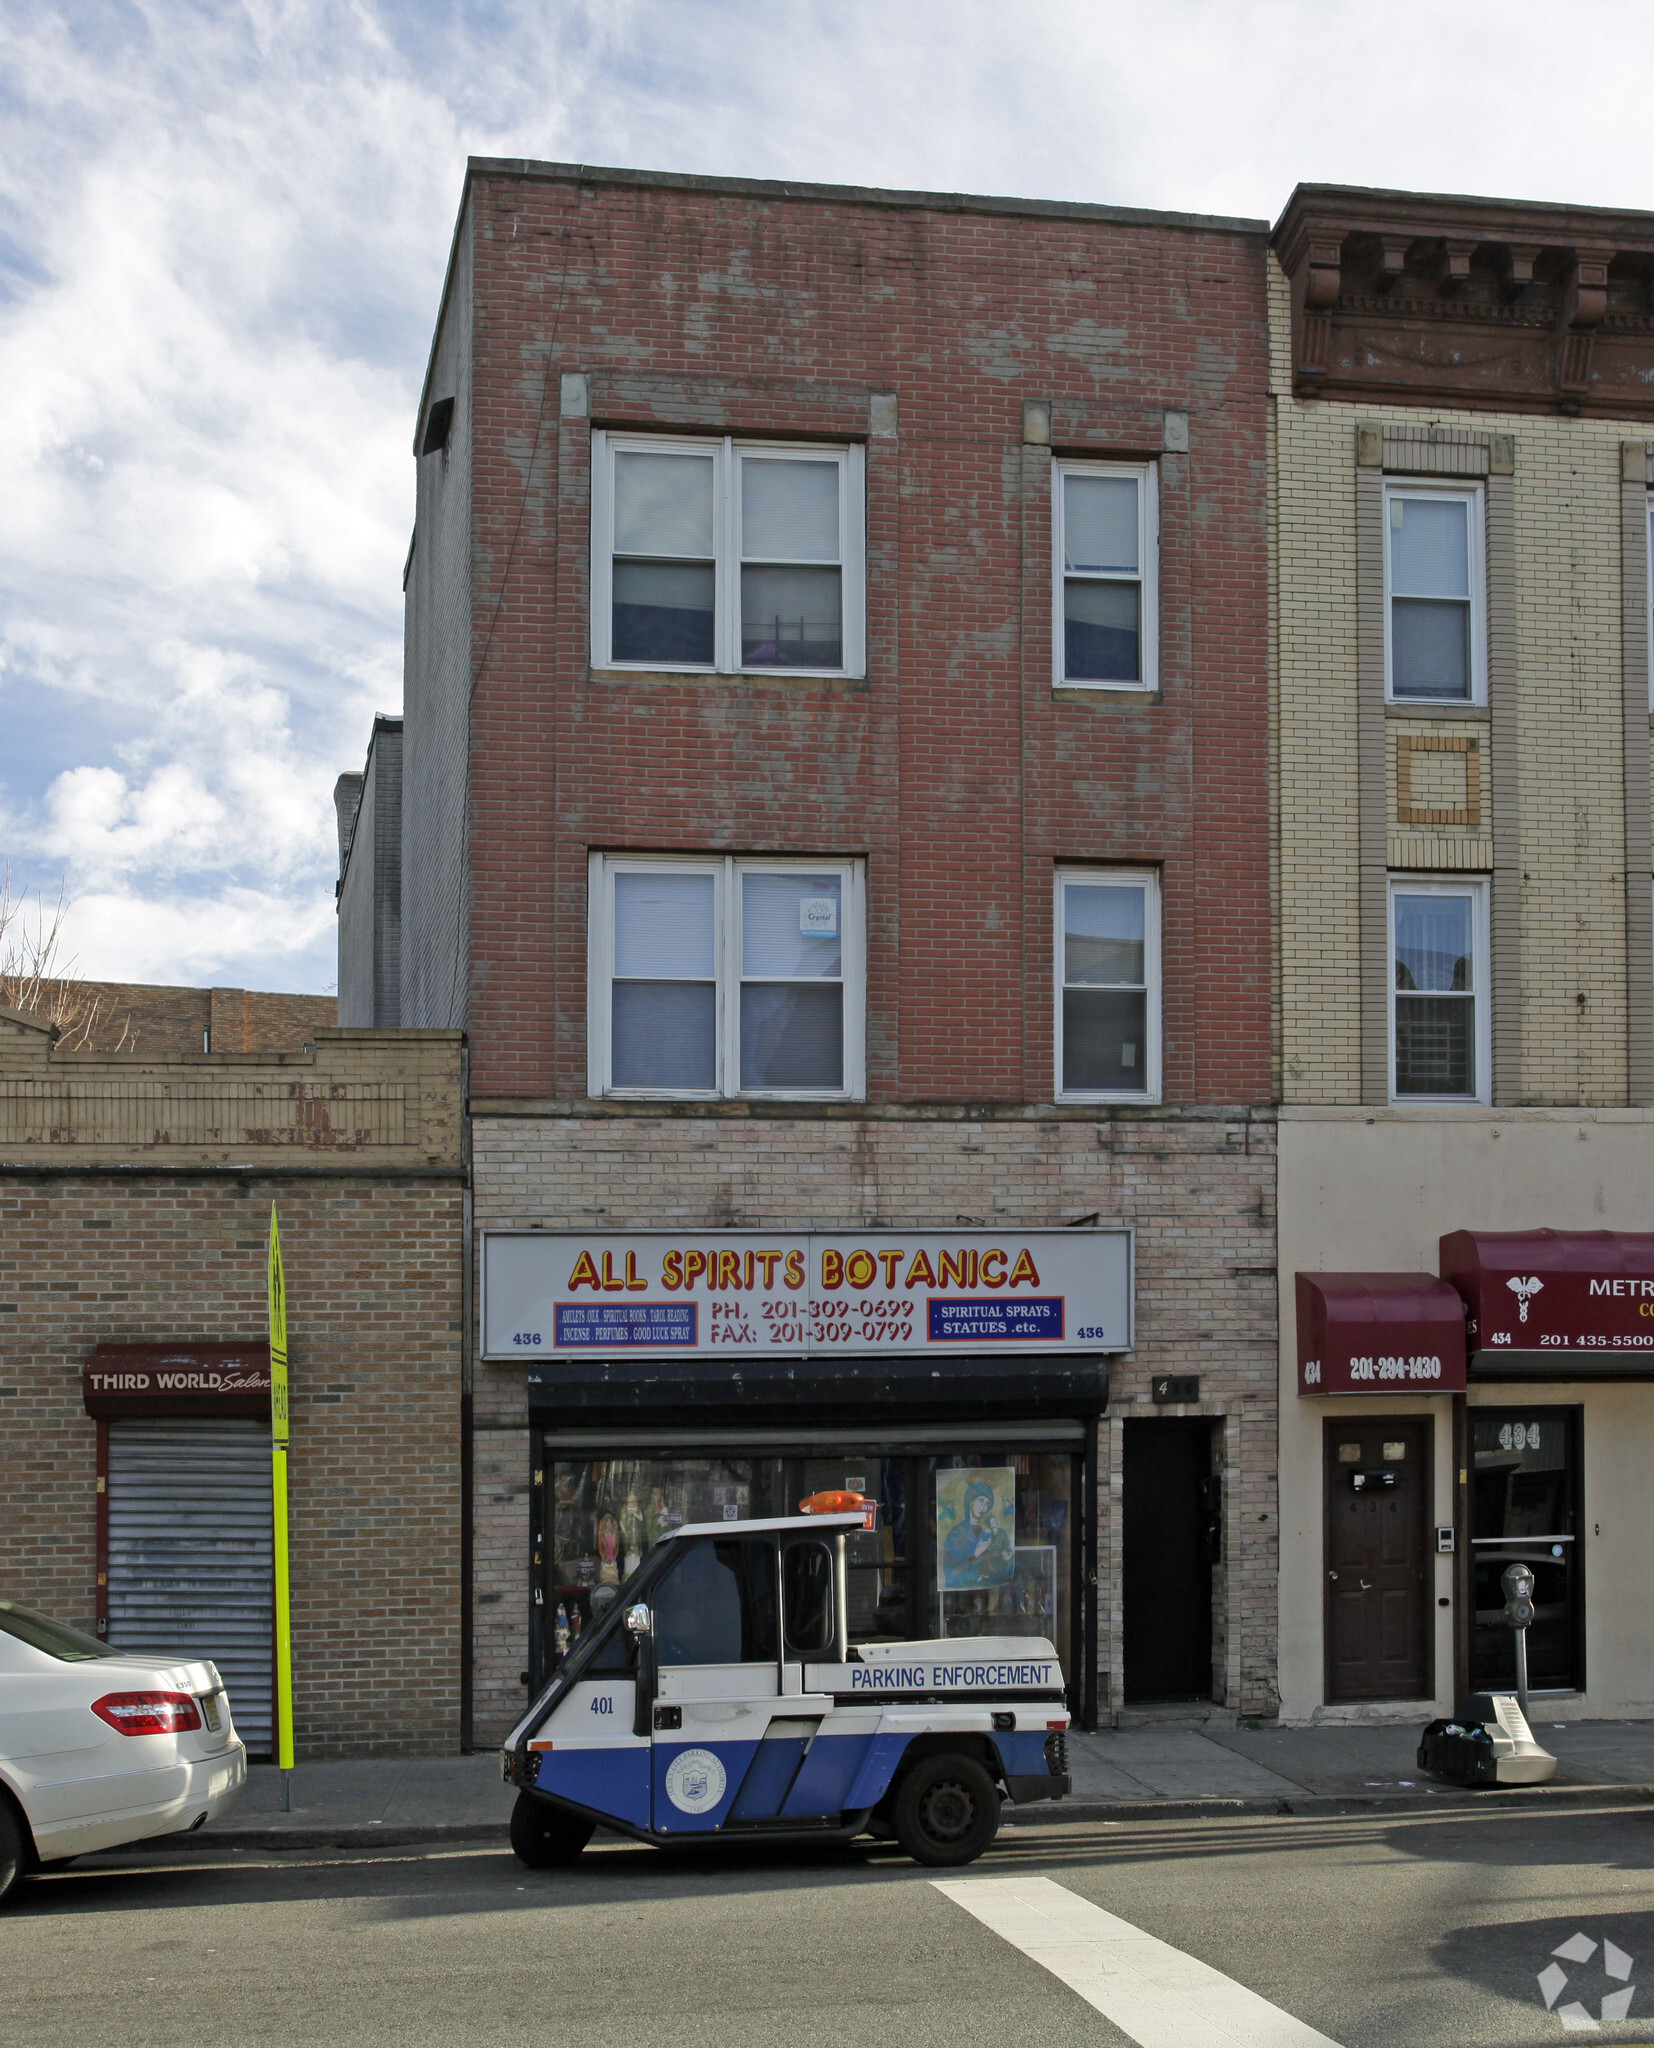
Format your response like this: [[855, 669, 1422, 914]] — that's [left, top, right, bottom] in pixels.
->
[[0, 1597, 119, 1661]]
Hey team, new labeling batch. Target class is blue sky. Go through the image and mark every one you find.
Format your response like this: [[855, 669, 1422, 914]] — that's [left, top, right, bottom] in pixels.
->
[[3, 0, 1652, 994]]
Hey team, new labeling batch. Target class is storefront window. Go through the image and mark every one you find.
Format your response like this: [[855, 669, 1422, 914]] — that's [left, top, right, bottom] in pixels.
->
[[930, 1452, 1072, 1649], [541, 1445, 1080, 1692], [1470, 1409, 1582, 1694]]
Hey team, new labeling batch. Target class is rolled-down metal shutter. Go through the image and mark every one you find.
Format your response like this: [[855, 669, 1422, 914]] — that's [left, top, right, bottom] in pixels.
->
[[107, 1420, 274, 1754]]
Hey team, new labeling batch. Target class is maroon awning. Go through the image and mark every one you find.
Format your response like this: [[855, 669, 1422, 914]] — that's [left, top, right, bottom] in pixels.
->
[[83, 1341, 272, 1419], [1294, 1273, 1467, 1396], [1441, 1228, 1654, 1378]]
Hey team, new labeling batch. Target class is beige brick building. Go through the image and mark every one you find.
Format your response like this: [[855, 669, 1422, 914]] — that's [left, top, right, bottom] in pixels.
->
[[0, 1008, 466, 1757], [1271, 185, 1654, 1723]]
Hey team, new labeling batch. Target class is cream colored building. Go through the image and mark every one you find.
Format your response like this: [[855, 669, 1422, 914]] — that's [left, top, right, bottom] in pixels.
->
[[1271, 185, 1654, 1721]]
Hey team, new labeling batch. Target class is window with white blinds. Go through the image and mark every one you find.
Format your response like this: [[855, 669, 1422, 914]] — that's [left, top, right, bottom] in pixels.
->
[[589, 853, 865, 1100]]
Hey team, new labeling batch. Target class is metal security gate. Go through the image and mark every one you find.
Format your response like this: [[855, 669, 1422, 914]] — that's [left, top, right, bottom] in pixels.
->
[[106, 1420, 274, 1753]]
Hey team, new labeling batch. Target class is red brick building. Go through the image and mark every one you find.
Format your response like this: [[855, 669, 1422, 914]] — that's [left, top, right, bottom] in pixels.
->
[[353, 160, 1279, 1736]]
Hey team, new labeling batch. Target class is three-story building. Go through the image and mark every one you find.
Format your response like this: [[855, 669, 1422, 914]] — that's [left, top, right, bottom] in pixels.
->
[[345, 159, 1281, 1741], [1272, 185, 1654, 1723]]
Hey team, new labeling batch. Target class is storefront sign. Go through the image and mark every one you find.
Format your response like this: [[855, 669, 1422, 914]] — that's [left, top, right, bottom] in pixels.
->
[[82, 1341, 272, 1418], [1442, 1228, 1654, 1373], [1294, 1273, 1467, 1395], [482, 1229, 1131, 1362]]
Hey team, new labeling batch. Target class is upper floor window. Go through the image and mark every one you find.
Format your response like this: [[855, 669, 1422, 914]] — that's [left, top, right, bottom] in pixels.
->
[[1384, 481, 1485, 703], [588, 854, 865, 1100], [1055, 868, 1161, 1100], [1053, 461, 1158, 690], [590, 433, 866, 677], [1390, 878, 1489, 1103]]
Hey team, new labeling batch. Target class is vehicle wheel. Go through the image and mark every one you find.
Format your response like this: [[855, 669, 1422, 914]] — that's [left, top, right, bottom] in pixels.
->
[[0, 1801, 28, 1907], [893, 1754, 1000, 1868], [509, 1793, 594, 1869]]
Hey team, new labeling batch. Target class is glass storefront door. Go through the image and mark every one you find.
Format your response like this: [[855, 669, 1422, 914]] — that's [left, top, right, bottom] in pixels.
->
[[539, 1440, 1083, 1704], [1469, 1407, 1582, 1694]]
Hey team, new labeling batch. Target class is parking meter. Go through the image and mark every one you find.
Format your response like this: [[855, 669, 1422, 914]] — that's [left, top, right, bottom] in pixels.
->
[[1502, 1561, 1536, 1716]]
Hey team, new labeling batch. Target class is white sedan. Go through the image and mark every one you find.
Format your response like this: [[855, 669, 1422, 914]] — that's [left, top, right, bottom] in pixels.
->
[[0, 1596, 246, 1902]]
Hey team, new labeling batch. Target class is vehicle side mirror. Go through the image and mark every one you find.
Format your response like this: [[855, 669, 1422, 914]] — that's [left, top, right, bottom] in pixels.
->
[[625, 1603, 653, 1636]]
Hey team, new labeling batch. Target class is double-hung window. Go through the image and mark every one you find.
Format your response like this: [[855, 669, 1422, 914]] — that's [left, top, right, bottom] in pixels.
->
[[591, 433, 865, 676], [1055, 868, 1160, 1100], [1053, 461, 1158, 689], [1390, 878, 1489, 1102], [1384, 481, 1485, 703], [590, 854, 864, 1099]]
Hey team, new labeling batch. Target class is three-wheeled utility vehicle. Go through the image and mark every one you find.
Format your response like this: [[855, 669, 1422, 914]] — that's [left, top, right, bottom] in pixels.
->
[[503, 1496, 1072, 1868]]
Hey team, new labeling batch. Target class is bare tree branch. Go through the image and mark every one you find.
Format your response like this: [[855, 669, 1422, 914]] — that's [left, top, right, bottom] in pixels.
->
[[0, 868, 134, 1051]]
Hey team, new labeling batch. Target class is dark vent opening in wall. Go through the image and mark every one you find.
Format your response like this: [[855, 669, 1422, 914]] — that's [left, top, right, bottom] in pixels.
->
[[421, 396, 455, 456]]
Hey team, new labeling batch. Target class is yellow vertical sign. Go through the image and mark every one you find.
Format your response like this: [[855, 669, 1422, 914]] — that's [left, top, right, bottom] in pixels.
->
[[268, 1202, 295, 1773]]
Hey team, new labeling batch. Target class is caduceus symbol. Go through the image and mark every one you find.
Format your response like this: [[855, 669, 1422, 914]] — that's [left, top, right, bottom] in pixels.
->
[[1507, 1275, 1544, 1323]]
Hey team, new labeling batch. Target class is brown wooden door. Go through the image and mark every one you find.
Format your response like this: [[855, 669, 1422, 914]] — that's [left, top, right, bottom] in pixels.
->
[[1323, 1418, 1431, 1701]]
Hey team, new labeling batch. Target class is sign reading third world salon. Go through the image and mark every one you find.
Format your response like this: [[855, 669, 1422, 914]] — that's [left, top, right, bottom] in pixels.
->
[[481, 1229, 1132, 1363]]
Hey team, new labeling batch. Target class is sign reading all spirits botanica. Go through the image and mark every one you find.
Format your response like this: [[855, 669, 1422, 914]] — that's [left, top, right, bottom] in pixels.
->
[[481, 1229, 1132, 1362]]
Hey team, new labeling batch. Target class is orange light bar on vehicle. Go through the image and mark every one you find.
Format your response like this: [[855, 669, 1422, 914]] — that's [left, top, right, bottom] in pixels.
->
[[798, 1490, 878, 1530]]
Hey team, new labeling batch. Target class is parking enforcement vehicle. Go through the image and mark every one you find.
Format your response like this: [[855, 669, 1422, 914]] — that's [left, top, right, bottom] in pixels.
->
[[503, 1495, 1071, 1868]]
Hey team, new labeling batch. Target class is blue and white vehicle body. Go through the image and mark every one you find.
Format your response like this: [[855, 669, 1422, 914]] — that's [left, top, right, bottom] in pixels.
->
[[503, 1509, 1071, 1863]]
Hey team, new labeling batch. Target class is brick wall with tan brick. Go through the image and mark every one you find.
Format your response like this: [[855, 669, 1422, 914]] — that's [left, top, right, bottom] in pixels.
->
[[0, 1017, 466, 1758], [468, 1107, 1280, 1738], [1270, 252, 1650, 1108]]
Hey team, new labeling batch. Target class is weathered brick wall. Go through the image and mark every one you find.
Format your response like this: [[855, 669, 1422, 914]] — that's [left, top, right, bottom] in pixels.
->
[[0, 1022, 467, 1757], [468, 1108, 1280, 1736], [0, 1172, 464, 1757], [13, 983, 337, 1057], [1270, 251, 1648, 1108], [436, 164, 1274, 1108], [402, 211, 474, 1033]]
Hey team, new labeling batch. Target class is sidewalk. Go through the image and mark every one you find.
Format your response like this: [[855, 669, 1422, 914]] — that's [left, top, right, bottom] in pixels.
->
[[171, 1719, 1654, 1850]]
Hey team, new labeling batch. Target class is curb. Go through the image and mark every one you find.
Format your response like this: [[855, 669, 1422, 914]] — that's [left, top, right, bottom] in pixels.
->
[[153, 1780, 1654, 1851], [148, 1822, 513, 1853], [1006, 1782, 1654, 1825]]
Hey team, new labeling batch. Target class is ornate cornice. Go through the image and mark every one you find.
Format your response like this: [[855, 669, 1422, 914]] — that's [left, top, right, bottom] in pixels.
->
[[1272, 185, 1654, 417]]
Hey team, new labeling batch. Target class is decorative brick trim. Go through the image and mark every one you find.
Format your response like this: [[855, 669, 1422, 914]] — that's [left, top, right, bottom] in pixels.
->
[[1621, 447, 1654, 1105], [1485, 470, 1523, 1106], [1355, 464, 1390, 1103], [1396, 734, 1482, 827]]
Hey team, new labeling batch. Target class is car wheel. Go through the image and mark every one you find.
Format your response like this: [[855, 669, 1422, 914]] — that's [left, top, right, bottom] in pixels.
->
[[0, 1801, 28, 1908], [893, 1754, 1001, 1868], [509, 1793, 595, 1869]]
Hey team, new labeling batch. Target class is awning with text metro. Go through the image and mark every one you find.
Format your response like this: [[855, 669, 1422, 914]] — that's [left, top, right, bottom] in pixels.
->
[[1441, 1228, 1654, 1378]]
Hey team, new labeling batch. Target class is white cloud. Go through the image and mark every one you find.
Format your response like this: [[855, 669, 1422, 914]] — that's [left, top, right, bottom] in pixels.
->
[[2, 0, 1652, 991]]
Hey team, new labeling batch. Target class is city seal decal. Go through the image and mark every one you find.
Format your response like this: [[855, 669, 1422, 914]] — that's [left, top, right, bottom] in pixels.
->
[[664, 1747, 726, 1815]]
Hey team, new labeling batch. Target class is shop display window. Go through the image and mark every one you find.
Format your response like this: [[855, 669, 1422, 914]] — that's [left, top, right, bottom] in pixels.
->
[[539, 1445, 1080, 1691], [1470, 1408, 1582, 1694], [929, 1452, 1071, 1648]]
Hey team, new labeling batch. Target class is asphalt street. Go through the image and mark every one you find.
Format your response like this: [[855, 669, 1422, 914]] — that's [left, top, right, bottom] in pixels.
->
[[7, 1804, 1654, 2046]]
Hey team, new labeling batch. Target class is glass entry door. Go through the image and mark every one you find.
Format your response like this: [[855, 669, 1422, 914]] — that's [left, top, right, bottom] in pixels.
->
[[1470, 1408, 1582, 1693]]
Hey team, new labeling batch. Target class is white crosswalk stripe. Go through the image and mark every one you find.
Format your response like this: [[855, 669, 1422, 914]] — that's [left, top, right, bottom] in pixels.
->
[[934, 1875, 1344, 2048]]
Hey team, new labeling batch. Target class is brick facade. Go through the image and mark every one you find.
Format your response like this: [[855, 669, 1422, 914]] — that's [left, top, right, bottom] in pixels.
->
[[381, 159, 1280, 1739], [0, 1010, 465, 1757], [1269, 184, 1654, 1720]]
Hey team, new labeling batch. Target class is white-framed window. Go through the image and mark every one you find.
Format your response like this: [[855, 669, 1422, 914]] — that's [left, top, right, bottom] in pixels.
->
[[1384, 479, 1486, 704], [590, 432, 865, 676], [588, 854, 865, 1099], [1389, 877, 1490, 1103], [1052, 461, 1158, 690], [1054, 868, 1161, 1101]]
